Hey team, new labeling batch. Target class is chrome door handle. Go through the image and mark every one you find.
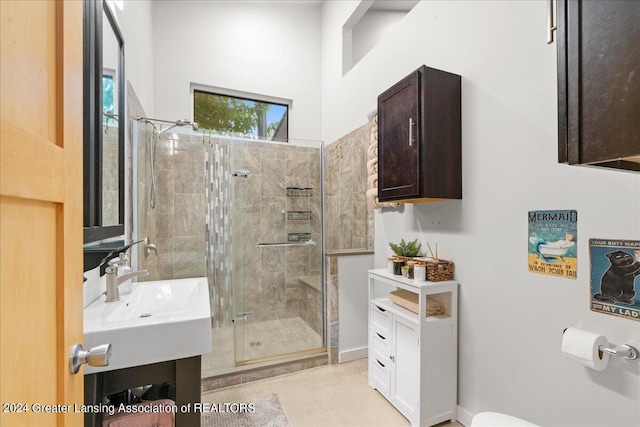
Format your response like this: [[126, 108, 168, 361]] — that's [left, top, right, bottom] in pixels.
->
[[256, 240, 317, 248], [232, 311, 253, 322], [69, 343, 112, 374], [547, 0, 557, 44], [409, 117, 414, 147]]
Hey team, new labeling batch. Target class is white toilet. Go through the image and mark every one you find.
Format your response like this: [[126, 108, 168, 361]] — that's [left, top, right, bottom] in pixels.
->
[[471, 412, 540, 427]]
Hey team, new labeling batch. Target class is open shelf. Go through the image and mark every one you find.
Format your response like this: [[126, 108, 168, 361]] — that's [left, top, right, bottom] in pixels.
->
[[286, 187, 313, 197], [286, 211, 311, 220], [372, 297, 452, 326]]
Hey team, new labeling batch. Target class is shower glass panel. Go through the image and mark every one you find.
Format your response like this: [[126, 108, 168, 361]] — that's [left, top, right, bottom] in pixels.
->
[[133, 122, 206, 283], [227, 138, 324, 366]]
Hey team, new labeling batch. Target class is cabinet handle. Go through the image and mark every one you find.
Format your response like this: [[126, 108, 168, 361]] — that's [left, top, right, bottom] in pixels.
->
[[376, 332, 386, 340], [376, 359, 386, 368], [376, 305, 386, 313], [547, 0, 556, 44], [408, 117, 414, 146], [390, 355, 395, 362]]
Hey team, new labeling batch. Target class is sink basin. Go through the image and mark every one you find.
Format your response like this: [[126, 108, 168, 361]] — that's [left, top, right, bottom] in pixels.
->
[[83, 277, 212, 374]]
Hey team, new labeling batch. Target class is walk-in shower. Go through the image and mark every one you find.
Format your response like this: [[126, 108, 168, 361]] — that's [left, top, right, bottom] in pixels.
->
[[132, 119, 325, 376]]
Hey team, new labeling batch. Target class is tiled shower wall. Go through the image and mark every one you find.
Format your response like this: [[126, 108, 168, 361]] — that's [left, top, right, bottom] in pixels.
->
[[230, 139, 322, 328], [324, 119, 376, 363], [324, 122, 374, 251], [134, 123, 206, 281]]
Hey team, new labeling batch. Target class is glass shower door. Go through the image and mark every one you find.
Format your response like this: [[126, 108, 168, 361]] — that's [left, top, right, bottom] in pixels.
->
[[230, 137, 324, 365]]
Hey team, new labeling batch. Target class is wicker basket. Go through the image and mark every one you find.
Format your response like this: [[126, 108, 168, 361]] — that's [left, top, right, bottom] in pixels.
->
[[425, 259, 454, 281]]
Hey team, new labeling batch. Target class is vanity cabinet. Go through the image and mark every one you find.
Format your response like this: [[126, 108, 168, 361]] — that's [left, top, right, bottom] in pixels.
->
[[368, 269, 458, 427], [556, 0, 640, 171], [84, 356, 201, 427], [377, 66, 461, 203]]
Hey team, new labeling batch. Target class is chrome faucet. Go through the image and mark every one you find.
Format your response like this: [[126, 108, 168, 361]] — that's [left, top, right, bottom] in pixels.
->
[[104, 258, 148, 302], [144, 236, 158, 258]]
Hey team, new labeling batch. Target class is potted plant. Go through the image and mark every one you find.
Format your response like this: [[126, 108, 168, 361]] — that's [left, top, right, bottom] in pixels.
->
[[389, 239, 422, 275]]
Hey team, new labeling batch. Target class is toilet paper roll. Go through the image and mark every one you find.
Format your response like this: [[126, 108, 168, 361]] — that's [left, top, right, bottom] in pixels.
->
[[561, 327, 610, 371]]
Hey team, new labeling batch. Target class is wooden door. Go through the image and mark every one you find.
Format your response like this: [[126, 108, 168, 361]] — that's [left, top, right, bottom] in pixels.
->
[[378, 69, 420, 201], [1, 1, 84, 426]]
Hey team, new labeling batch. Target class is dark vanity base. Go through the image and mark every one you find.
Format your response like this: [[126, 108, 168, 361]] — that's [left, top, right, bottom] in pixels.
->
[[84, 356, 201, 427]]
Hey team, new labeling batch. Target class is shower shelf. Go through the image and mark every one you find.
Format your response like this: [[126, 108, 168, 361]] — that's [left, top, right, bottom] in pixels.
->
[[286, 187, 313, 197], [286, 211, 312, 220], [288, 232, 311, 242]]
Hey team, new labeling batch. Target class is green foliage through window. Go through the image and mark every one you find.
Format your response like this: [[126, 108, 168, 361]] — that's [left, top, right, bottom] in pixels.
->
[[103, 74, 115, 127], [194, 90, 288, 142]]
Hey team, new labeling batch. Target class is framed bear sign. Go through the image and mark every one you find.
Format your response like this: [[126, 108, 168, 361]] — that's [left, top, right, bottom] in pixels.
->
[[590, 238, 640, 322]]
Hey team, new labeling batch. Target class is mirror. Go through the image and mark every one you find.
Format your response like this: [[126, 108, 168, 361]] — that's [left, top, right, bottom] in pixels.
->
[[84, 0, 125, 243]]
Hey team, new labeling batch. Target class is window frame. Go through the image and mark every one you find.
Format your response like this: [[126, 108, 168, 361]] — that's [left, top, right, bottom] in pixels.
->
[[191, 83, 292, 142]]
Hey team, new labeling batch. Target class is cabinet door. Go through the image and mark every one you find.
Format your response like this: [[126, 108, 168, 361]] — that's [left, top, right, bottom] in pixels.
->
[[392, 316, 420, 419], [378, 70, 420, 201], [558, 0, 640, 169]]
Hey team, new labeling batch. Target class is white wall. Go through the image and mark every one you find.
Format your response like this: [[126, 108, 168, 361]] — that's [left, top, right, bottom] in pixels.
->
[[152, 1, 322, 142], [323, 1, 640, 426], [110, 0, 155, 116], [351, 10, 406, 69]]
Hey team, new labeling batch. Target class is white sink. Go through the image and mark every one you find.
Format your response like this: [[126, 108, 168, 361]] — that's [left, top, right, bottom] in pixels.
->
[[83, 277, 212, 374]]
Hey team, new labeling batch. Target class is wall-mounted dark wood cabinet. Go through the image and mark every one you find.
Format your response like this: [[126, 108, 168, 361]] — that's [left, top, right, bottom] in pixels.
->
[[557, 0, 640, 172], [377, 65, 461, 203]]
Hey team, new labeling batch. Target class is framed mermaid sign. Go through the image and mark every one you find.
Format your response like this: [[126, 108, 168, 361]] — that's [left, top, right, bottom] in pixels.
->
[[528, 210, 578, 279], [589, 239, 640, 322]]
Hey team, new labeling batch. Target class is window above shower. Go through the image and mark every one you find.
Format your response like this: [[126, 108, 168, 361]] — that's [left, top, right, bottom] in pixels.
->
[[193, 88, 289, 142]]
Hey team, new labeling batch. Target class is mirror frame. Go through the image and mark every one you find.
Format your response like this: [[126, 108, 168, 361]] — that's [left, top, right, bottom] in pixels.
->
[[83, 0, 125, 243]]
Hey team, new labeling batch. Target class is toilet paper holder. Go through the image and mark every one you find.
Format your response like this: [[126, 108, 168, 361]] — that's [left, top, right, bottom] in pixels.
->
[[562, 328, 638, 360], [600, 344, 638, 360]]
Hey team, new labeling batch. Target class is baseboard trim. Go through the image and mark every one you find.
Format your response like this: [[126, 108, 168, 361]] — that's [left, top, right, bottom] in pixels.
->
[[456, 405, 473, 427], [338, 346, 368, 363]]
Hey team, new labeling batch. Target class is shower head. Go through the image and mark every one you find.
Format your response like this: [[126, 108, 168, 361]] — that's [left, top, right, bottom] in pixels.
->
[[157, 119, 199, 135]]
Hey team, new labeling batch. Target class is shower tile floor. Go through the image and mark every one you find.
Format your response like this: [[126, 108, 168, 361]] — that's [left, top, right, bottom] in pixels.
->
[[202, 317, 323, 374]]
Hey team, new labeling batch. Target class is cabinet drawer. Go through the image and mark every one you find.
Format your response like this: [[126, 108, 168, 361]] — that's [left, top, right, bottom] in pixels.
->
[[370, 357, 391, 398], [371, 303, 391, 336], [371, 329, 391, 362]]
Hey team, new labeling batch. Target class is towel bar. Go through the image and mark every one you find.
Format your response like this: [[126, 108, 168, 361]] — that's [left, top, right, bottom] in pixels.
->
[[256, 240, 317, 248]]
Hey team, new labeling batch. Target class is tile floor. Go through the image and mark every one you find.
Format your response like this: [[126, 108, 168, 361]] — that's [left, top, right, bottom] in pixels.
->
[[202, 317, 323, 373], [201, 358, 463, 427]]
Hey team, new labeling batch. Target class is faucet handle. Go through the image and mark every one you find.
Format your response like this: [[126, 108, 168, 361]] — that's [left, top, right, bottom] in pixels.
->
[[106, 257, 123, 273], [118, 252, 130, 266]]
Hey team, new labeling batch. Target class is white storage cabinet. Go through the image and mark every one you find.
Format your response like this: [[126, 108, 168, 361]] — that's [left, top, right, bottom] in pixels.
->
[[368, 269, 458, 427]]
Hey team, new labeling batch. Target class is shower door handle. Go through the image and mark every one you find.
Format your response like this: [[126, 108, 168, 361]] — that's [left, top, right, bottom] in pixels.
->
[[255, 240, 317, 248], [232, 311, 253, 323]]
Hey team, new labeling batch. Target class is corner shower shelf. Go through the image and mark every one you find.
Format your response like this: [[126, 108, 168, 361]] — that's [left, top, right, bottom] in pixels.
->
[[288, 232, 312, 242], [286, 211, 312, 221], [286, 187, 313, 197]]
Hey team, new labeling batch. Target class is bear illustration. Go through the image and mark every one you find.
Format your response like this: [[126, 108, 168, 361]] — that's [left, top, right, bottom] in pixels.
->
[[593, 250, 640, 305]]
